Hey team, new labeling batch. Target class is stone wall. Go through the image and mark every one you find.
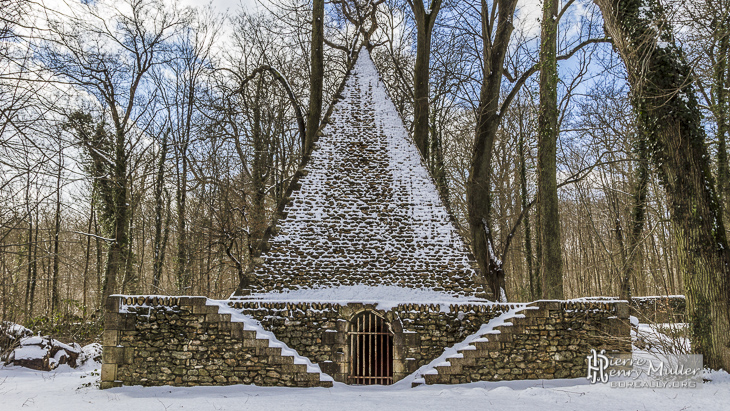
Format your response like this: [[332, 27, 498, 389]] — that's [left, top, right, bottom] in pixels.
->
[[630, 295, 685, 323], [421, 301, 631, 385], [103, 296, 630, 388], [230, 301, 513, 381], [101, 296, 332, 389]]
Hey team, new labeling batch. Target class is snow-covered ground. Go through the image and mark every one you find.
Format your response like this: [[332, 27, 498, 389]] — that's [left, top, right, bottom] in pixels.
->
[[0, 354, 728, 411], [1, 316, 728, 410]]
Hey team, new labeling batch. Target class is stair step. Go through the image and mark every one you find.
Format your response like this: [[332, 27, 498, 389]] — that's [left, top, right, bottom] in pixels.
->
[[280, 363, 308, 373], [436, 364, 461, 375], [270, 355, 295, 365], [473, 340, 501, 351], [447, 356, 475, 367], [424, 373, 450, 385], [460, 348, 488, 358], [257, 346, 283, 356], [489, 333, 513, 342], [243, 338, 270, 348], [412, 379, 425, 388]]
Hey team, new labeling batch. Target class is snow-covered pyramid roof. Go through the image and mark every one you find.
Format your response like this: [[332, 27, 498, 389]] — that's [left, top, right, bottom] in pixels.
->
[[246, 50, 489, 299]]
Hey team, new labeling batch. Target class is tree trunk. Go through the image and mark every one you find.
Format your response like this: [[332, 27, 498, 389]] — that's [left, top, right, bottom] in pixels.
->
[[595, 0, 730, 371], [175, 152, 188, 292], [621, 134, 649, 300], [305, 0, 325, 157], [714, 22, 729, 227], [95, 211, 102, 307], [24, 177, 34, 320], [251, 76, 267, 249], [430, 110, 450, 211], [123, 189, 137, 294], [519, 124, 537, 300], [51, 149, 62, 314], [152, 130, 169, 291], [82, 196, 94, 310], [102, 128, 130, 302], [537, 0, 563, 299], [467, 0, 518, 301], [410, 0, 442, 160]]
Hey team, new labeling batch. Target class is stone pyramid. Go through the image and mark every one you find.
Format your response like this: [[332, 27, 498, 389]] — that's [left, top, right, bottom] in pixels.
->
[[247, 50, 489, 299]]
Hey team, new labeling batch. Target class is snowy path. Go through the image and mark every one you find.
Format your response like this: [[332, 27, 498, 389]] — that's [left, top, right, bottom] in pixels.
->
[[1, 362, 728, 411]]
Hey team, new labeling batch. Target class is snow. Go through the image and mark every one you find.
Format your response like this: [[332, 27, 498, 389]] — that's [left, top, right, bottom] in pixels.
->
[[12, 344, 48, 361], [2, 322, 32, 337], [0, 314, 727, 411], [5, 335, 82, 369], [633, 322, 691, 355], [1, 353, 728, 411], [235, 285, 494, 312]]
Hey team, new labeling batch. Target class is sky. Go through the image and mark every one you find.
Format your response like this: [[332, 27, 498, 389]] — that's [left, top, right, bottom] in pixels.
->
[[179, 0, 258, 13]]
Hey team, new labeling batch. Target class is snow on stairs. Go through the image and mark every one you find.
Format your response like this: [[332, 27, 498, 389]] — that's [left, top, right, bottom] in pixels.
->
[[208, 300, 334, 388], [412, 306, 535, 387]]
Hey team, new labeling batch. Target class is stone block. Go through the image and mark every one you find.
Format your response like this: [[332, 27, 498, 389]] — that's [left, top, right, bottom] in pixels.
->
[[102, 330, 119, 347], [243, 338, 264, 348], [100, 380, 123, 389], [436, 364, 461, 375], [319, 361, 339, 376], [192, 305, 219, 315], [404, 332, 420, 346], [179, 297, 207, 307], [105, 296, 121, 313], [257, 347, 282, 356], [322, 330, 336, 345], [101, 363, 117, 382], [105, 313, 122, 330], [218, 321, 231, 332], [124, 347, 135, 364], [271, 355, 295, 365], [102, 346, 124, 364], [121, 314, 137, 331], [615, 302, 629, 319], [491, 333, 513, 342]]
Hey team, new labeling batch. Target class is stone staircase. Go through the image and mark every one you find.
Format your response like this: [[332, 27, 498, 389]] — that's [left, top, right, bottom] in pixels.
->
[[411, 307, 534, 387], [103, 296, 333, 388], [409, 300, 629, 386], [208, 300, 334, 388], [231, 326, 333, 387]]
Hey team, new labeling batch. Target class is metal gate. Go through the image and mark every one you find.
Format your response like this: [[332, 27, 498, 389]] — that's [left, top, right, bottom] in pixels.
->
[[348, 311, 393, 385]]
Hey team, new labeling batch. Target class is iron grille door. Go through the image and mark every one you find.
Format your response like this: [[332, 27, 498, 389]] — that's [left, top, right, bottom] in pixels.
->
[[347, 311, 394, 385]]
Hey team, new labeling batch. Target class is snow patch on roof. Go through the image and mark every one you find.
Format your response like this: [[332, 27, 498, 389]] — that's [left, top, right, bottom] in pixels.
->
[[234, 285, 493, 311]]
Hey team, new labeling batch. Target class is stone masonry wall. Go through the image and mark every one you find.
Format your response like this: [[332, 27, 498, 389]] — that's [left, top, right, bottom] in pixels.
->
[[421, 301, 631, 385], [231, 301, 512, 381], [631, 295, 685, 323], [101, 296, 331, 389], [103, 296, 630, 388]]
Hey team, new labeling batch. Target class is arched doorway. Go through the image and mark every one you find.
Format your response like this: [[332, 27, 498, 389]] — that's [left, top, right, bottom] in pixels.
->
[[347, 311, 393, 385]]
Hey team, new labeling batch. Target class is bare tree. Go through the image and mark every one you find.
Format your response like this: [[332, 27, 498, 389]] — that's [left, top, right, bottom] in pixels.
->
[[44, 0, 188, 302], [406, 0, 442, 161]]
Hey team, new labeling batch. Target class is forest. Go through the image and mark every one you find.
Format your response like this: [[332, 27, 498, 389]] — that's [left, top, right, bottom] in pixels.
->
[[1, 0, 729, 370]]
